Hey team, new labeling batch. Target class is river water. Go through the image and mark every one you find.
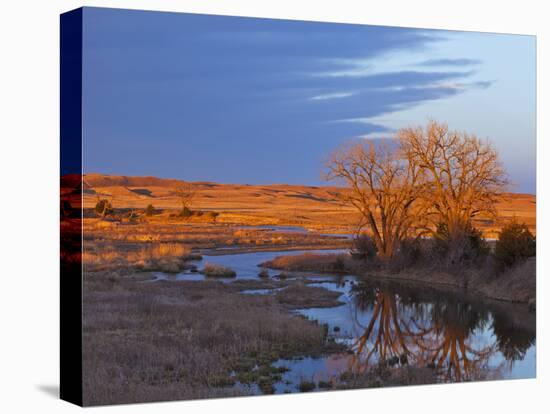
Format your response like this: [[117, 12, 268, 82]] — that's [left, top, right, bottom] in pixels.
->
[[157, 248, 536, 393]]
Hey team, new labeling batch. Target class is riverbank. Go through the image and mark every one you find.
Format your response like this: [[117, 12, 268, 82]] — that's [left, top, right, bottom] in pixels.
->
[[260, 252, 536, 305]]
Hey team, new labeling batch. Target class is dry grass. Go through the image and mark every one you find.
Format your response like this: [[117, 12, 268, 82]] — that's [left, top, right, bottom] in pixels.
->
[[275, 283, 344, 309], [149, 243, 190, 258], [261, 253, 350, 273], [82, 242, 194, 272], [335, 364, 437, 389], [82, 218, 350, 253], [201, 263, 237, 278], [82, 273, 328, 405], [472, 257, 536, 302]]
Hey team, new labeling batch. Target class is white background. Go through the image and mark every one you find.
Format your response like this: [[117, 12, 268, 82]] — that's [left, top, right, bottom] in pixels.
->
[[0, 0, 548, 412]]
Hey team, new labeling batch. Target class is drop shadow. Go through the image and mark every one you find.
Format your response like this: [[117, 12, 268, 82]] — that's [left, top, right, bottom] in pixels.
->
[[36, 384, 59, 399]]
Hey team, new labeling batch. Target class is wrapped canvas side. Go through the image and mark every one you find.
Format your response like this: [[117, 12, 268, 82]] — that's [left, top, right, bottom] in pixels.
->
[[60, 7, 83, 407]]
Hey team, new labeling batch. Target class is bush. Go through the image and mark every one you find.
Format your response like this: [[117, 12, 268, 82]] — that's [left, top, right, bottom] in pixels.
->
[[207, 211, 219, 221], [95, 199, 113, 217], [351, 234, 378, 260], [201, 263, 236, 278], [61, 200, 72, 217], [494, 221, 535, 269], [179, 207, 193, 218], [127, 210, 138, 222], [388, 238, 422, 272], [145, 204, 155, 217], [430, 222, 489, 269], [258, 269, 269, 278], [298, 381, 316, 392]]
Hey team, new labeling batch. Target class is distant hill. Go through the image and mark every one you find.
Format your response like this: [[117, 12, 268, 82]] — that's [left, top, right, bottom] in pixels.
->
[[83, 173, 188, 188], [70, 173, 535, 236]]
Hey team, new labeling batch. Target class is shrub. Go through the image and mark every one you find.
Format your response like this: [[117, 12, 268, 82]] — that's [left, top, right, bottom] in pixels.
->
[[388, 238, 422, 272], [179, 207, 193, 218], [298, 381, 316, 392], [61, 200, 72, 217], [145, 204, 155, 217], [207, 211, 219, 221], [260, 253, 348, 273], [334, 256, 346, 272], [317, 380, 331, 389], [258, 269, 269, 278], [126, 210, 138, 223], [350, 234, 378, 260], [201, 263, 236, 278], [494, 221, 535, 269], [94, 199, 113, 217], [430, 221, 489, 269]]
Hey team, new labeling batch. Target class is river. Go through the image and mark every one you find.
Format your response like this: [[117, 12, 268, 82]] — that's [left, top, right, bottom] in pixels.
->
[[154, 248, 536, 393]]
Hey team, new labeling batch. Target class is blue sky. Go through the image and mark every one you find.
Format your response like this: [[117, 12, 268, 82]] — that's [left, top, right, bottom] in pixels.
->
[[82, 7, 536, 193]]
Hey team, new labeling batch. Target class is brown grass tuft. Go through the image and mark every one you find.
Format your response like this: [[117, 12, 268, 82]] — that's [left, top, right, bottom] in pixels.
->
[[201, 263, 236, 278]]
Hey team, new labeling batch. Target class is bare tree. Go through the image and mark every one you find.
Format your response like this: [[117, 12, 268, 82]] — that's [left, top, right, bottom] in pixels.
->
[[174, 183, 196, 213], [398, 121, 508, 240], [326, 140, 426, 259]]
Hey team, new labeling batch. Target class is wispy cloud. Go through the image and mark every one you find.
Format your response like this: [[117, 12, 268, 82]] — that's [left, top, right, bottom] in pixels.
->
[[309, 91, 356, 101], [423, 80, 494, 91], [358, 131, 397, 140], [418, 58, 481, 67], [330, 117, 373, 124]]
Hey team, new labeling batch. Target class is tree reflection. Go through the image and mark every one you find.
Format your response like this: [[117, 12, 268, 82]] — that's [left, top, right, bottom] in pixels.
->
[[351, 288, 410, 372], [406, 301, 495, 381], [348, 282, 514, 382], [491, 312, 535, 363]]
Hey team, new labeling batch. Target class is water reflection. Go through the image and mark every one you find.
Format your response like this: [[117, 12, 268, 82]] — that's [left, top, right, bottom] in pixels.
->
[[492, 312, 536, 364], [348, 281, 535, 382], [351, 289, 411, 372]]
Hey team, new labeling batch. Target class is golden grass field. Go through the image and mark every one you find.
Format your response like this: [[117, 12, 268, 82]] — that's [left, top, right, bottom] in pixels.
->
[[72, 173, 535, 237]]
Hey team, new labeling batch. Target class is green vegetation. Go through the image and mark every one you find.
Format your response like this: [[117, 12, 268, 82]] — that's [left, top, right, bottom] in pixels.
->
[[430, 221, 490, 269], [495, 220, 536, 269]]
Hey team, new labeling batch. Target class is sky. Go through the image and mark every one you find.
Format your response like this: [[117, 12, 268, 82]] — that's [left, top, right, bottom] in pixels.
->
[[82, 7, 536, 193]]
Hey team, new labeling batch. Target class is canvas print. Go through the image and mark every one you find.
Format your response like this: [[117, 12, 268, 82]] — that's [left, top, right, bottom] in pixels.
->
[[60, 7, 536, 406]]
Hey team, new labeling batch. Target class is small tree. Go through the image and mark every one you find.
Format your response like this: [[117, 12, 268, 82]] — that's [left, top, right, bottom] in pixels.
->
[[95, 199, 113, 218], [145, 204, 155, 217], [180, 206, 193, 218], [174, 183, 196, 215], [494, 220, 535, 269]]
